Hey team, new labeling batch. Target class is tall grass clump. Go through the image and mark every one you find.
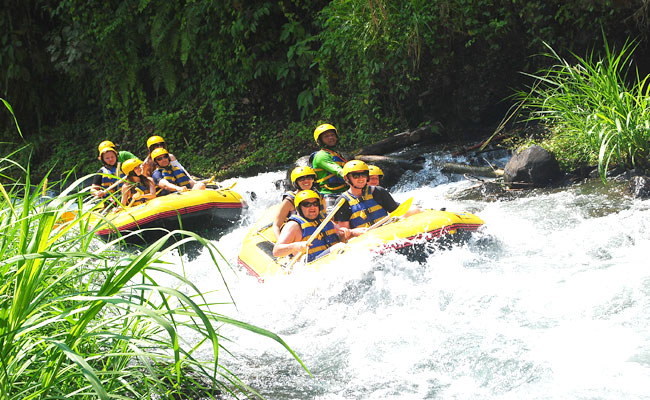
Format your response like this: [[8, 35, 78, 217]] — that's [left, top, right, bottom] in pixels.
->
[[517, 36, 650, 181], [0, 99, 307, 398]]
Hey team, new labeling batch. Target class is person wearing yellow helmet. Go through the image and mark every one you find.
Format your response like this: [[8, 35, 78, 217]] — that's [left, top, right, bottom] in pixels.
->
[[273, 190, 351, 263], [90, 142, 134, 202], [333, 160, 412, 233], [309, 123, 348, 207], [151, 147, 205, 195], [368, 165, 384, 186], [97, 141, 136, 164], [272, 166, 323, 239], [142, 135, 182, 177], [119, 158, 157, 207]]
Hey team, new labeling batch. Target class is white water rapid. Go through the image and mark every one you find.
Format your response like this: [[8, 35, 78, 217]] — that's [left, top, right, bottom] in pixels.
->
[[164, 152, 650, 399]]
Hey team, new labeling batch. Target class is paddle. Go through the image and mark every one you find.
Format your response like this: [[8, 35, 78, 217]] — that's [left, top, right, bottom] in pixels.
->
[[286, 197, 346, 269], [367, 197, 413, 231], [57, 177, 125, 225], [199, 175, 215, 184], [206, 180, 237, 190]]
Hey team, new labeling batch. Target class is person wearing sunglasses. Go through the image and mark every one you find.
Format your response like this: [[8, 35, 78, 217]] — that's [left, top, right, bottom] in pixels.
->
[[150, 147, 205, 195], [120, 158, 157, 207], [309, 123, 348, 211], [272, 166, 324, 239], [273, 190, 352, 263], [141, 135, 184, 177], [334, 160, 418, 233]]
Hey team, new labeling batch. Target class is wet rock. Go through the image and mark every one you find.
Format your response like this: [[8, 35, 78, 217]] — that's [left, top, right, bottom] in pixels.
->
[[588, 166, 646, 182], [612, 167, 646, 182], [503, 145, 562, 189], [628, 175, 650, 199], [455, 181, 517, 202], [567, 165, 596, 181]]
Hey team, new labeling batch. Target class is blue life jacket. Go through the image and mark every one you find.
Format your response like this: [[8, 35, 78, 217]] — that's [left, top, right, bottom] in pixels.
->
[[99, 164, 123, 199], [156, 164, 191, 195], [282, 190, 296, 204], [340, 186, 388, 229], [288, 214, 339, 262]]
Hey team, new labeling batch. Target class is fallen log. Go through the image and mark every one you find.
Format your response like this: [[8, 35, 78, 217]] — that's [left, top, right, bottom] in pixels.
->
[[355, 155, 503, 179], [440, 162, 504, 178], [354, 154, 424, 169], [354, 124, 441, 155], [452, 134, 507, 156]]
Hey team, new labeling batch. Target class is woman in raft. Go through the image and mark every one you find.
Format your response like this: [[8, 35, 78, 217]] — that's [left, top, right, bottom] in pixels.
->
[[120, 158, 157, 207], [272, 166, 324, 239]]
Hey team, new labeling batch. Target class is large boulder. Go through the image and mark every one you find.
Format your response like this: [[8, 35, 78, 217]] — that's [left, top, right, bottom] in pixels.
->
[[628, 175, 650, 199], [503, 145, 562, 188]]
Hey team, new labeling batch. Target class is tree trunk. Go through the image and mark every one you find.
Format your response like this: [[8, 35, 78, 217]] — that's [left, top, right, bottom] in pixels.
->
[[354, 124, 441, 155]]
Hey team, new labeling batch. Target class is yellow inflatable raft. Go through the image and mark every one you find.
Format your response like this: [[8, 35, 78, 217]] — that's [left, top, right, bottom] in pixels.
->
[[91, 188, 246, 242], [237, 204, 484, 281]]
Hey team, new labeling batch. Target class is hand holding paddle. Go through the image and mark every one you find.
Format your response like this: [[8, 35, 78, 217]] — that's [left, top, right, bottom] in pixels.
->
[[286, 197, 346, 269]]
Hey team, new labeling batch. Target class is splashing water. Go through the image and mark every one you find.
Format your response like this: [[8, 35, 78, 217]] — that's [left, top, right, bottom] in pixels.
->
[[163, 153, 650, 399]]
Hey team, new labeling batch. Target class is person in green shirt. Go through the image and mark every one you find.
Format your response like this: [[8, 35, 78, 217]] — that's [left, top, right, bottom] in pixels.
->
[[96, 140, 136, 163], [309, 123, 348, 210], [90, 141, 136, 203]]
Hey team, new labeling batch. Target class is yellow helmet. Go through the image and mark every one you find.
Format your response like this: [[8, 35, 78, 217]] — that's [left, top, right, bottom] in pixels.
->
[[293, 190, 321, 209], [147, 135, 165, 150], [121, 158, 143, 176], [342, 160, 369, 177], [98, 145, 117, 161], [368, 165, 384, 177], [98, 140, 116, 152], [290, 166, 316, 187], [151, 147, 169, 161], [313, 123, 338, 144]]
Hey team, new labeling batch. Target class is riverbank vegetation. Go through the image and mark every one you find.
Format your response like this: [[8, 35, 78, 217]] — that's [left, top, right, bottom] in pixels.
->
[[516, 35, 650, 181], [2, 1, 649, 181], [0, 103, 307, 398]]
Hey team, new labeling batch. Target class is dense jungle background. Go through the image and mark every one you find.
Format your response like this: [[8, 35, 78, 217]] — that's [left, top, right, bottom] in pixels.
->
[[2, 0, 650, 180]]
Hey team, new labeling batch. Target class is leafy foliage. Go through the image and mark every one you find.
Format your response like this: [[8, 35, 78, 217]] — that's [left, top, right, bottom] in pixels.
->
[[1, 0, 648, 179], [0, 100, 308, 398], [516, 37, 650, 181]]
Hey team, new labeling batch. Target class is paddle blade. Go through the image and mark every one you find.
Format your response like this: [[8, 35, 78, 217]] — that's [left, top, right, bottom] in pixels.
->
[[368, 196, 413, 230], [389, 197, 413, 219]]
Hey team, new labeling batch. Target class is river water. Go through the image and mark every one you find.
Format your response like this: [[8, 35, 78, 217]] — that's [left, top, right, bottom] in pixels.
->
[[162, 151, 650, 399]]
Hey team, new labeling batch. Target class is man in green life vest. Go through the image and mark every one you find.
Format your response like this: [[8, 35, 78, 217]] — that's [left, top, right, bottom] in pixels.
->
[[309, 123, 348, 210]]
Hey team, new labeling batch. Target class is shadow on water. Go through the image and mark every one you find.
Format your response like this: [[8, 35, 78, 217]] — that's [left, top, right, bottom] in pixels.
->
[[106, 223, 240, 261]]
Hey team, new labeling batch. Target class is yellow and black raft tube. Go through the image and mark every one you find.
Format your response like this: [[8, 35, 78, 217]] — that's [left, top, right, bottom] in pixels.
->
[[237, 205, 484, 282], [90, 188, 246, 243]]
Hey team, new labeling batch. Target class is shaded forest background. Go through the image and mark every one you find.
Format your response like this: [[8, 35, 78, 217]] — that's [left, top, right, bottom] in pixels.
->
[[2, 0, 650, 180]]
